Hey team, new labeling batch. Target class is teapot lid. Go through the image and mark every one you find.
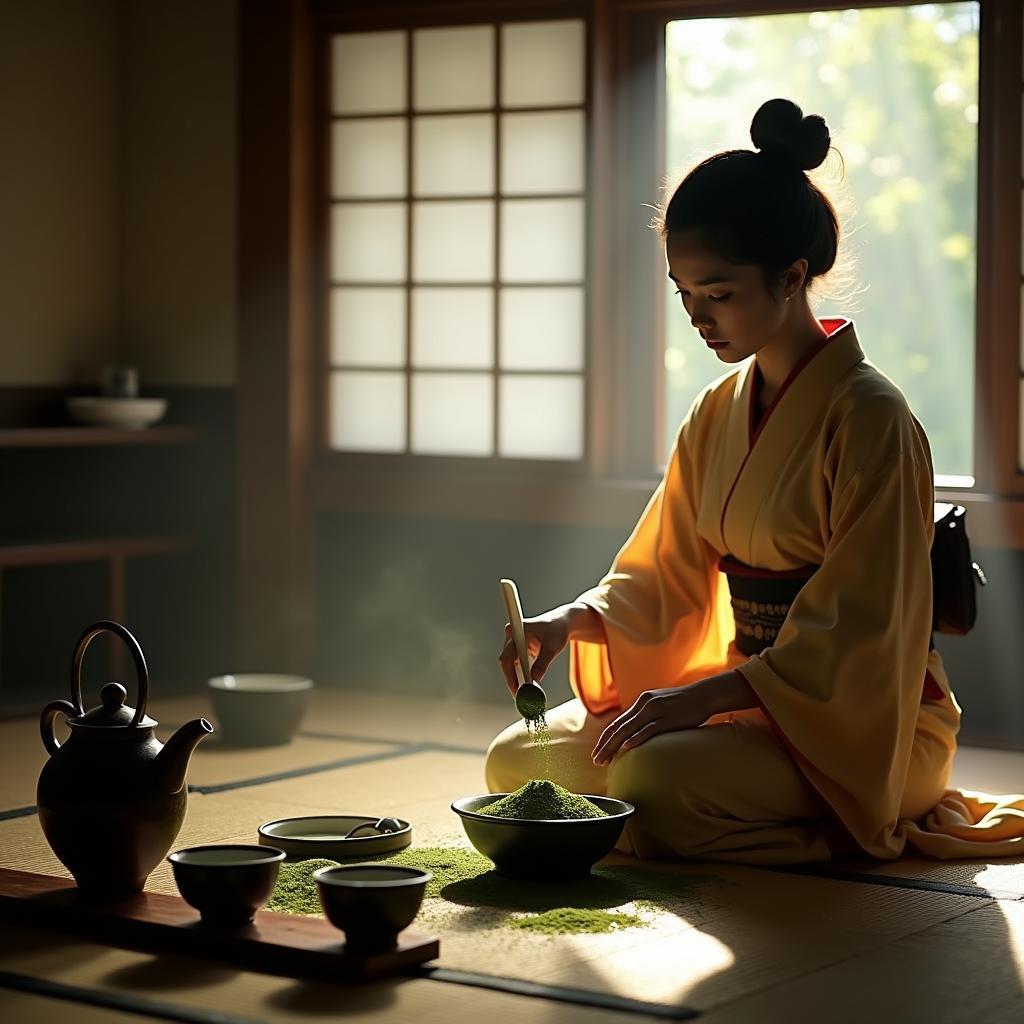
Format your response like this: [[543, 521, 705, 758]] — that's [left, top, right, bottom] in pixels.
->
[[72, 682, 156, 728]]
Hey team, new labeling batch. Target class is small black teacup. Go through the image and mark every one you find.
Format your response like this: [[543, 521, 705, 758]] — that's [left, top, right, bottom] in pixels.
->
[[314, 864, 431, 954], [168, 844, 285, 927]]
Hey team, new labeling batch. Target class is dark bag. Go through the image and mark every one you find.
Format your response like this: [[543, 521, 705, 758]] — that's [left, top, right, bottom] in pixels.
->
[[931, 502, 987, 634]]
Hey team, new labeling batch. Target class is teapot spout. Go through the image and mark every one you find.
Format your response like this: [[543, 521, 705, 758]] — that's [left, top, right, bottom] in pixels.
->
[[156, 718, 214, 795]]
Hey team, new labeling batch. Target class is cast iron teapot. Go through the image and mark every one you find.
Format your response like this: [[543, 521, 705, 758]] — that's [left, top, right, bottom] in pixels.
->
[[36, 620, 213, 895]]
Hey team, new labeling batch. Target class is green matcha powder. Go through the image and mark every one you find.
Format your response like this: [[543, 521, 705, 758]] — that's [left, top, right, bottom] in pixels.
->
[[517, 687, 549, 749], [267, 843, 718, 936], [481, 780, 606, 820]]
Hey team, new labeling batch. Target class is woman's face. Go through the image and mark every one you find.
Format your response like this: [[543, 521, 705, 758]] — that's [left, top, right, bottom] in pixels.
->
[[665, 230, 797, 363]]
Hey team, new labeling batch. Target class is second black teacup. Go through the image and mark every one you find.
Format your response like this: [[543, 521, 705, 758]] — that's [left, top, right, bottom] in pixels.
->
[[314, 864, 431, 954]]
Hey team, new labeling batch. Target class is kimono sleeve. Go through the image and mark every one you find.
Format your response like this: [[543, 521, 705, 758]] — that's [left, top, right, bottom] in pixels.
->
[[568, 391, 735, 715], [736, 414, 935, 858]]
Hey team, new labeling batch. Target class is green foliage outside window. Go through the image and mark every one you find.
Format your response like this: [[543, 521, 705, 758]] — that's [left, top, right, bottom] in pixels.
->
[[663, 3, 979, 479]]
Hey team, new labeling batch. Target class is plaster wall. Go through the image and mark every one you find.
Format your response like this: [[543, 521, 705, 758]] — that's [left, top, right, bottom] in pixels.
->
[[0, 0, 120, 384]]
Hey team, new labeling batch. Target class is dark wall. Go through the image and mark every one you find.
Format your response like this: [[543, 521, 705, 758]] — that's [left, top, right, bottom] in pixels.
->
[[0, 388, 235, 714], [934, 545, 1024, 748], [317, 513, 1024, 750], [316, 512, 627, 711]]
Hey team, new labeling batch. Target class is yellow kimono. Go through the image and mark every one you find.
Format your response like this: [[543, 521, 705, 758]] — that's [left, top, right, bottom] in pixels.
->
[[565, 317, 1024, 861]]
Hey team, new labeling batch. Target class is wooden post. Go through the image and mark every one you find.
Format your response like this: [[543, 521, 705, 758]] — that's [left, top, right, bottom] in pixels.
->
[[236, 0, 315, 674]]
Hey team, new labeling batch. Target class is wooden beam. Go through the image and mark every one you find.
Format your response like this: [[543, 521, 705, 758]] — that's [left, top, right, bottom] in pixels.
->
[[237, 0, 315, 673]]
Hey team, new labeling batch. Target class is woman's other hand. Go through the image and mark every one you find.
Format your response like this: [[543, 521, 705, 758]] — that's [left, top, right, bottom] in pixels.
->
[[497, 601, 605, 698], [592, 685, 712, 766]]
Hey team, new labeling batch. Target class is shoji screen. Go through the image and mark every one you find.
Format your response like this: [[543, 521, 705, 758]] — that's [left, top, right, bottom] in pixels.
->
[[327, 20, 587, 460]]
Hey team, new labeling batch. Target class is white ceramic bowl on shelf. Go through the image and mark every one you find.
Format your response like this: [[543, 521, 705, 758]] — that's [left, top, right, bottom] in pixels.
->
[[66, 397, 168, 430]]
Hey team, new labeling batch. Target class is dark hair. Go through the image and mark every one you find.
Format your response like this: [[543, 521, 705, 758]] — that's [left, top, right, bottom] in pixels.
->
[[656, 98, 841, 293]]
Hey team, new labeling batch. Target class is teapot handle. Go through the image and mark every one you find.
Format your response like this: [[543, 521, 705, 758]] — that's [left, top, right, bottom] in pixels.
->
[[40, 700, 78, 755], [70, 620, 150, 728]]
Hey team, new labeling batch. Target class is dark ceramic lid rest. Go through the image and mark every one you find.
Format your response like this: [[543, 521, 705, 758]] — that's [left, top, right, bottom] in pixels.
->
[[73, 681, 157, 729]]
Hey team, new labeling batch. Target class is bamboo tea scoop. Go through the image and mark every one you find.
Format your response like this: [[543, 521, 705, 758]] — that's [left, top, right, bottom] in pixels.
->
[[500, 578, 547, 720]]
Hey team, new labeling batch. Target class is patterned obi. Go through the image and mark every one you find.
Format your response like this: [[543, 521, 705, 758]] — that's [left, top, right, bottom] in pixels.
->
[[718, 554, 946, 702], [718, 556, 817, 656]]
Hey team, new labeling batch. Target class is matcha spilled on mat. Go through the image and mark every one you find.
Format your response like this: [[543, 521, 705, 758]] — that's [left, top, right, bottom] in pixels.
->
[[266, 847, 718, 936], [482, 780, 607, 820]]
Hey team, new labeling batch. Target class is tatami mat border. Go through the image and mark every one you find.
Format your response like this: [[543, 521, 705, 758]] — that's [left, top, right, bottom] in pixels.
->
[[763, 864, 1024, 901], [0, 805, 36, 821], [298, 730, 489, 756], [0, 743, 428, 815], [189, 743, 429, 794], [413, 966, 699, 1020], [0, 968, 265, 1024], [0, 739, 478, 816]]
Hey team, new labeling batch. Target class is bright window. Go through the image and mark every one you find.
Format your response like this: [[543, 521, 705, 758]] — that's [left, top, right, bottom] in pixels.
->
[[663, 3, 980, 485]]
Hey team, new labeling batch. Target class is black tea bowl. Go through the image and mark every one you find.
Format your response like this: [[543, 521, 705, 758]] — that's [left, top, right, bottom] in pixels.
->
[[451, 794, 635, 881], [314, 864, 432, 954], [168, 844, 286, 927]]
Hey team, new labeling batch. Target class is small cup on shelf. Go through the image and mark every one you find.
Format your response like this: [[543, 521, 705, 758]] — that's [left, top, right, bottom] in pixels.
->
[[101, 365, 140, 399]]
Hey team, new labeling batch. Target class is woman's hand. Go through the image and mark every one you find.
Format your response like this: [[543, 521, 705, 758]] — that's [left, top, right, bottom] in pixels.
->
[[497, 606, 573, 698], [591, 684, 713, 766], [497, 601, 606, 698]]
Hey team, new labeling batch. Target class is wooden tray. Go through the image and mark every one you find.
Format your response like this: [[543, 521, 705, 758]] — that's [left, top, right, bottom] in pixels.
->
[[0, 867, 439, 982]]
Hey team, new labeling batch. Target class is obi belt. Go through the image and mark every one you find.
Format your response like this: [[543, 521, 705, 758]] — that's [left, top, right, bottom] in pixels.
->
[[718, 555, 945, 702]]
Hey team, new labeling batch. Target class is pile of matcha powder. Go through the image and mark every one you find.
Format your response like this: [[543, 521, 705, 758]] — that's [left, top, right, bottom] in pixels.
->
[[481, 780, 607, 820]]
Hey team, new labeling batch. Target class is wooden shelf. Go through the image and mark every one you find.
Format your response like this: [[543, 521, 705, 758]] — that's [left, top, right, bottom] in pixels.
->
[[0, 537, 195, 679], [0, 426, 199, 448], [0, 535, 192, 570]]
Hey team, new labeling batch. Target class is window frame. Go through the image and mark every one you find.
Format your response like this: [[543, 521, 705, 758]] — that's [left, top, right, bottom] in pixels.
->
[[299, 0, 1024, 546]]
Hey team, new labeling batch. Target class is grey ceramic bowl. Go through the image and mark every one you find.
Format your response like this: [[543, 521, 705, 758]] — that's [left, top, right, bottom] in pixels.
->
[[168, 844, 286, 927], [207, 674, 313, 747], [258, 814, 412, 859], [314, 865, 431, 954], [451, 793, 635, 881]]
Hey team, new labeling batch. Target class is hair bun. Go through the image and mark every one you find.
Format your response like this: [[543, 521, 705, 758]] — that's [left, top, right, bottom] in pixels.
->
[[750, 98, 830, 171]]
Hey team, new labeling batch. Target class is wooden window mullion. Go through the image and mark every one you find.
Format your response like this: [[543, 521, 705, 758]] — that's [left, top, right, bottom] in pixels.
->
[[404, 28, 414, 454], [493, 23, 502, 459]]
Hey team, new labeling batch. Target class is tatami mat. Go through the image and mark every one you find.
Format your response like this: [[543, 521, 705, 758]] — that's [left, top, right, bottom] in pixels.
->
[[1, 706, 406, 813], [698, 898, 1024, 1023], [224, 749, 486, 813], [183, 735, 396, 791], [0, 746, 1016, 1018], [3, 689, 1024, 1021], [0, 988, 165, 1024], [149, 689, 510, 752], [818, 854, 1024, 898], [0, 923, 643, 1024]]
